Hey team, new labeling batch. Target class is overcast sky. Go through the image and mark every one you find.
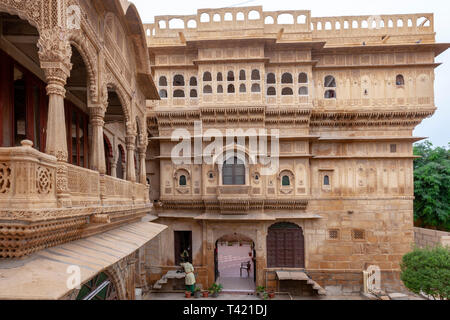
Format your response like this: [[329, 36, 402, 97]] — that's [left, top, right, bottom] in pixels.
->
[[133, 0, 450, 147]]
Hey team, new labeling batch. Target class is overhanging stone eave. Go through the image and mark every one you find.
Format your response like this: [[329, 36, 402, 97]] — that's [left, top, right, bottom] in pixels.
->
[[0, 221, 167, 300]]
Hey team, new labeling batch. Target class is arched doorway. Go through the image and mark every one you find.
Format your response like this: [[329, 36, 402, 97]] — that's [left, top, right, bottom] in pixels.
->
[[75, 272, 118, 300], [215, 234, 256, 292], [105, 88, 127, 180], [267, 222, 305, 268]]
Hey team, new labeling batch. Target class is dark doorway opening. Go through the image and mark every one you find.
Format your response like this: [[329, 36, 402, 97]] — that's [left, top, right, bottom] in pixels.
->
[[174, 231, 192, 265]]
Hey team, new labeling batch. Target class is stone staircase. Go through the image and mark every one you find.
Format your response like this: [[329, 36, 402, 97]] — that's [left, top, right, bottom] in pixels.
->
[[152, 270, 186, 290], [276, 271, 327, 296]]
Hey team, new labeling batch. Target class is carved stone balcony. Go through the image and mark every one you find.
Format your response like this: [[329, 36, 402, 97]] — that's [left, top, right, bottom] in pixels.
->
[[0, 141, 151, 259]]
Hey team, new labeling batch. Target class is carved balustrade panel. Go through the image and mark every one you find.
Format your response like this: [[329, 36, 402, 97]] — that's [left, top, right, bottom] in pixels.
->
[[67, 164, 100, 206], [0, 144, 58, 209]]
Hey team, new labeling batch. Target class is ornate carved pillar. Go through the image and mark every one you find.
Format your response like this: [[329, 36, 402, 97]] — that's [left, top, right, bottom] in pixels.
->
[[138, 146, 147, 185], [38, 28, 72, 161], [38, 28, 72, 207], [89, 106, 106, 174], [126, 135, 136, 182]]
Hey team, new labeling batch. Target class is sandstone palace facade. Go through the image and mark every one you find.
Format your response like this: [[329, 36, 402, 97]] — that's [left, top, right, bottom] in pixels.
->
[[0, 2, 448, 300], [144, 7, 448, 295]]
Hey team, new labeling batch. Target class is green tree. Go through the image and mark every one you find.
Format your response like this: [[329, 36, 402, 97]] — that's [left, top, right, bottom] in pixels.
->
[[400, 246, 450, 300], [413, 141, 450, 231]]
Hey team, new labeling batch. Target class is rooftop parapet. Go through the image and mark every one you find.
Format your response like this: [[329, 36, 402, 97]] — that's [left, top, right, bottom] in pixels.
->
[[144, 7, 434, 46]]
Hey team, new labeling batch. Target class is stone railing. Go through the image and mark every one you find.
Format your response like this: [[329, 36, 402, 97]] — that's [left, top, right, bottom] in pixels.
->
[[0, 141, 58, 209], [67, 163, 100, 207], [102, 175, 149, 205], [0, 141, 149, 209], [144, 6, 433, 44], [311, 13, 433, 37]]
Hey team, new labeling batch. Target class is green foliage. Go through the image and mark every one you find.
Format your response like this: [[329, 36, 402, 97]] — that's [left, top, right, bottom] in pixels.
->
[[256, 286, 266, 293], [208, 283, 223, 294], [400, 246, 450, 300], [413, 141, 450, 231]]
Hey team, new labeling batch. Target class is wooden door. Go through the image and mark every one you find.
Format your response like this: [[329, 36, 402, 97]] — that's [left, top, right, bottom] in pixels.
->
[[267, 223, 305, 268]]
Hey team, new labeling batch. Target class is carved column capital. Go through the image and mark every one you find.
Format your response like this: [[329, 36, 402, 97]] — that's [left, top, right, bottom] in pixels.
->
[[37, 27, 73, 91], [126, 135, 136, 150], [89, 106, 106, 127]]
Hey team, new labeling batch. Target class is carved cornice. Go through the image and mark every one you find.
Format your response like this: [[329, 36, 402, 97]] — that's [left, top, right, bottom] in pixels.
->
[[159, 198, 309, 212]]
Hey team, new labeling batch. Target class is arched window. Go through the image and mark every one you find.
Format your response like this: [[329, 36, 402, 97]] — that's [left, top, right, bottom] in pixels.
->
[[239, 70, 246, 80], [251, 83, 261, 93], [267, 87, 276, 96], [324, 75, 336, 87], [173, 74, 184, 86], [324, 175, 330, 186], [282, 176, 290, 186], [227, 84, 235, 93], [217, 72, 223, 81], [217, 85, 224, 93], [239, 84, 246, 93], [173, 89, 185, 98], [190, 89, 197, 98], [267, 73, 276, 84], [203, 72, 212, 82], [282, 87, 293, 96], [223, 157, 245, 185], [189, 77, 197, 86], [281, 73, 293, 84], [251, 69, 260, 80], [299, 86, 308, 95], [203, 85, 212, 94], [227, 71, 235, 81], [298, 72, 308, 83], [159, 76, 167, 86], [173, 90, 185, 98], [159, 89, 168, 98], [324, 90, 336, 99], [179, 175, 187, 186], [396, 74, 405, 86]]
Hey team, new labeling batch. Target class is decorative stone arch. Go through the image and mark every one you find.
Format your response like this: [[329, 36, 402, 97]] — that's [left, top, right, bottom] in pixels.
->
[[173, 167, 191, 189], [278, 169, 295, 194], [213, 145, 256, 187], [67, 30, 99, 103], [104, 266, 127, 300], [214, 231, 257, 245], [0, 2, 42, 32], [102, 69, 132, 134]]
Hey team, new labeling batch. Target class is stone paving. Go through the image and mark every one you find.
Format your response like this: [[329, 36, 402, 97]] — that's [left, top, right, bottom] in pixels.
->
[[143, 292, 368, 300]]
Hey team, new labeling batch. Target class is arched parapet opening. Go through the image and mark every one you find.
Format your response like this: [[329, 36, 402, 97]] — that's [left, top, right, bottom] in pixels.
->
[[67, 30, 99, 103]]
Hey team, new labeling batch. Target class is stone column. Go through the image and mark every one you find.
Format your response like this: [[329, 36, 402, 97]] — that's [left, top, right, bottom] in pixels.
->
[[110, 159, 117, 177], [89, 106, 106, 174], [38, 28, 72, 207], [126, 135, 136, 182], [138, 146, 147, 185]]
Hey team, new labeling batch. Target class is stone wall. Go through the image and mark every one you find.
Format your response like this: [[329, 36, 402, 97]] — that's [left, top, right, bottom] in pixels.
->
[[414, 227, 450, 248]]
